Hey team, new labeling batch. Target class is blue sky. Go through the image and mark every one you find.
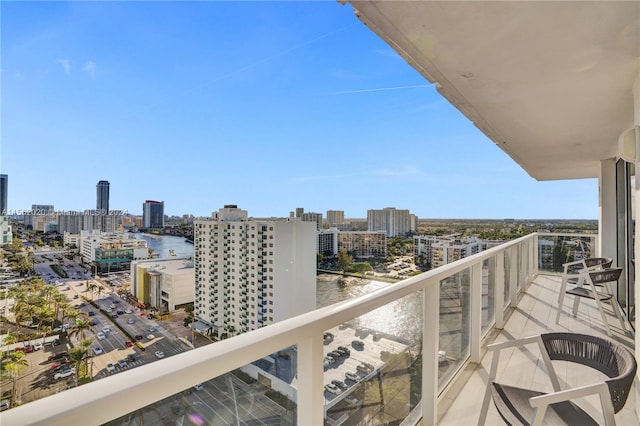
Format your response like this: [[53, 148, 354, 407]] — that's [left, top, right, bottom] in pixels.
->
[[1, 1, 597, 219]]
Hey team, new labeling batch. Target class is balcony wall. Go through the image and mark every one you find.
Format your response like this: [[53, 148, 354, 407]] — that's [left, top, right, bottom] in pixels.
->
[[5, 231, 623, 426]]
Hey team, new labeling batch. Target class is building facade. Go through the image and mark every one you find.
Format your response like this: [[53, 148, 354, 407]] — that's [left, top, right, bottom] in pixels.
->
[[143, 200, 164, 229], [0, 174, 7, 215], [367, 207, 417, 237], [130, 258, 195, 312], [318, 228, 339, 256], [338, 231, 387, 258], [326, 210, 345, 228], [194, 205, 316, 337], [80, 230, 149, 273], [0, 216, 12, 246]]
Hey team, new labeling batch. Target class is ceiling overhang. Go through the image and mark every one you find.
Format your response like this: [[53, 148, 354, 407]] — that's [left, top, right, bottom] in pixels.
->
[[344, 1, 640, 181]]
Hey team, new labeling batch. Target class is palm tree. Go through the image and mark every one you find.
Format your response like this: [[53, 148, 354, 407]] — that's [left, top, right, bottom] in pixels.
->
[[51, 293, 69, 323], [68, 318, 93, 342], [1, 350, 29, 406], [68, 338, 92, 386]]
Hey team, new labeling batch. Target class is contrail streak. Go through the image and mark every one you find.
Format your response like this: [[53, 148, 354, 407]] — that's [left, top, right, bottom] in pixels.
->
[[333, 84, 429, 95]]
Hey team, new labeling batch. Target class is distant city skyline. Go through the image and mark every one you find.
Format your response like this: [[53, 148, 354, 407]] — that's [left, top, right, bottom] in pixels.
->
[[2, 2, 598, 219]]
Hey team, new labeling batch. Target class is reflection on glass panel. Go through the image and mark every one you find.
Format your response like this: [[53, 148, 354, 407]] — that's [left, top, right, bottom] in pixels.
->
[[481, 258, 496, 335], [537, 235, 597, 273], [105, 366, 295, 425], [439, 268, 471, 387], [324, 292, 423, 425]]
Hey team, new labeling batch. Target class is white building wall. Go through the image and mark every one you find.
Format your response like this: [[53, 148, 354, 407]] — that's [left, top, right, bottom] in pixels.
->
[[272, 220, 316, 323]]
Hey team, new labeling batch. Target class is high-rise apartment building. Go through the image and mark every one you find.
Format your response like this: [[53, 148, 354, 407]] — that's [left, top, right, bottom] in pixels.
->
[[96, 180, 110, 232], [301, 211, 322, 230], [96, 180, 110, 212], [367, 207, 417, 237], [0, 174, 7, 214], [143, 200, 164, 229], [194, 205, 316, 337], [326, 210, 344, 227]]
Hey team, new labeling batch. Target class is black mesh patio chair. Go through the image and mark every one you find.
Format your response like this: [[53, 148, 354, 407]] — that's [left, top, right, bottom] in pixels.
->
[[478, 333, 636, 426], [555, 267, 627, 336], [558, 257, 613, 302]]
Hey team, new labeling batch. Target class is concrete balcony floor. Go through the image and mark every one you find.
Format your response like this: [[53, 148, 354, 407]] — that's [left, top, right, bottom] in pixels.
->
[[438, 273, 637, 425]]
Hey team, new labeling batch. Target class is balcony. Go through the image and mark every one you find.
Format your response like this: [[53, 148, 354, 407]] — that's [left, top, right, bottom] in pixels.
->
[[4, 232, 636, 425]]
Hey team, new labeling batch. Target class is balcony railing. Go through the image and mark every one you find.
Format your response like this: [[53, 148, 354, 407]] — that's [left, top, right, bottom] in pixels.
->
[[3, 232, 603, 425]]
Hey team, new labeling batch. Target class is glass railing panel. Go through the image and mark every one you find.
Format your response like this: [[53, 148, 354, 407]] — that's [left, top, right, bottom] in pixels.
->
[[438, 268, 471, 387], [105, 360, 296, 425], [323, 291, 423, 425], [537, 234, 597, 273], [481, 257, 496, 336]]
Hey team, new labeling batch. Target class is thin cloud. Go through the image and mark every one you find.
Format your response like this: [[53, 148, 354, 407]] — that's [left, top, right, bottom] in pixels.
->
[[333, 85, 429, 95], [58, 59, 70, 75], [83, 60, 96, 78], [374, 165, 422, 177]]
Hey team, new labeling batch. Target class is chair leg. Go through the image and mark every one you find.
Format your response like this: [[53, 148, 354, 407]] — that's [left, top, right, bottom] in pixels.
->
[[555, 276, 570, 324], [591, 288, 613, 337]]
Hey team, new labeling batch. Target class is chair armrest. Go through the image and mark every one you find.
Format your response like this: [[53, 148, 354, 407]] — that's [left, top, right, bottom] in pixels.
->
[[529, 382, 609, 408], [562, 259, 586, 268]]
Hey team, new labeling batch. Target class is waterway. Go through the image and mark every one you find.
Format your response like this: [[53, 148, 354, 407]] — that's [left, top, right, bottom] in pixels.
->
[[134, 233, 195, 259], [132, 233, 420, 341]]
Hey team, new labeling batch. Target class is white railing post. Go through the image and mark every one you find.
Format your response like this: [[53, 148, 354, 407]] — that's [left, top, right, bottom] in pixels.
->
[[532, 233, 539, 276], [422, 282, 440, 425], [470, 262, 482, 363], [495, 251, 505, 329], [510, 246, 518, 307], [297, 332, 325, 426]]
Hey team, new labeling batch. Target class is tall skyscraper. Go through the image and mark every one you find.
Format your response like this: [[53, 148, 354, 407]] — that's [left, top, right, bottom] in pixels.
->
[[96, 180, 110, 213], [0, 174, 7, 214], [143, 200, 164, 228], [194, 205, 316, 337]]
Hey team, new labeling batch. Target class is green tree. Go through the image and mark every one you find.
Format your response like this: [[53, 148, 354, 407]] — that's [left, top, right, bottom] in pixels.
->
[[68, 318, 93, 342], [1, 350, 29, 406], [337, 248, 353, 272]]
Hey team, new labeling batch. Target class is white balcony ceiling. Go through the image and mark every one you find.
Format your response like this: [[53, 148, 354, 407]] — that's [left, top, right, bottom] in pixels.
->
[[345, 1, 640, 181]]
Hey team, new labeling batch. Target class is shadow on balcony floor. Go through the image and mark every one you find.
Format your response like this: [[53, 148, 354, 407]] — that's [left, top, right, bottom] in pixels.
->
[[438, 273, 637, 426]]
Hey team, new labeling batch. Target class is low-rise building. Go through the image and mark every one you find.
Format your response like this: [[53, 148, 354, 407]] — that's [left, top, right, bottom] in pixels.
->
[[80, 230, 149, 273], [130, 258, 195, 312]]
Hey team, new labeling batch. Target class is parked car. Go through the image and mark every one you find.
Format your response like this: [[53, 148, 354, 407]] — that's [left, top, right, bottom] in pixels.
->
[[54, 369, 74, 380], [331, 379, 348, 390], [93, 347, 104, 356], [117, 359, 128, 368], [106, 363, 116, 373], [193, 383, 203, 391], [345, 371, 360, 382], [47, 351, 69, 361], [0, 399, 10, 411], [135, 335, 143, 340], [146, 334, 155, 340], [154, 351, 165, 359], [148, 326, 157, 332], [324, 383, 342, 395], [337, 346, 351, 356], [96, 332, 106, 340], [351, 340, 364, 349], [127, 319, 135, 324], [125, 340, 134, 347], [88, 311, 95, 316]]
